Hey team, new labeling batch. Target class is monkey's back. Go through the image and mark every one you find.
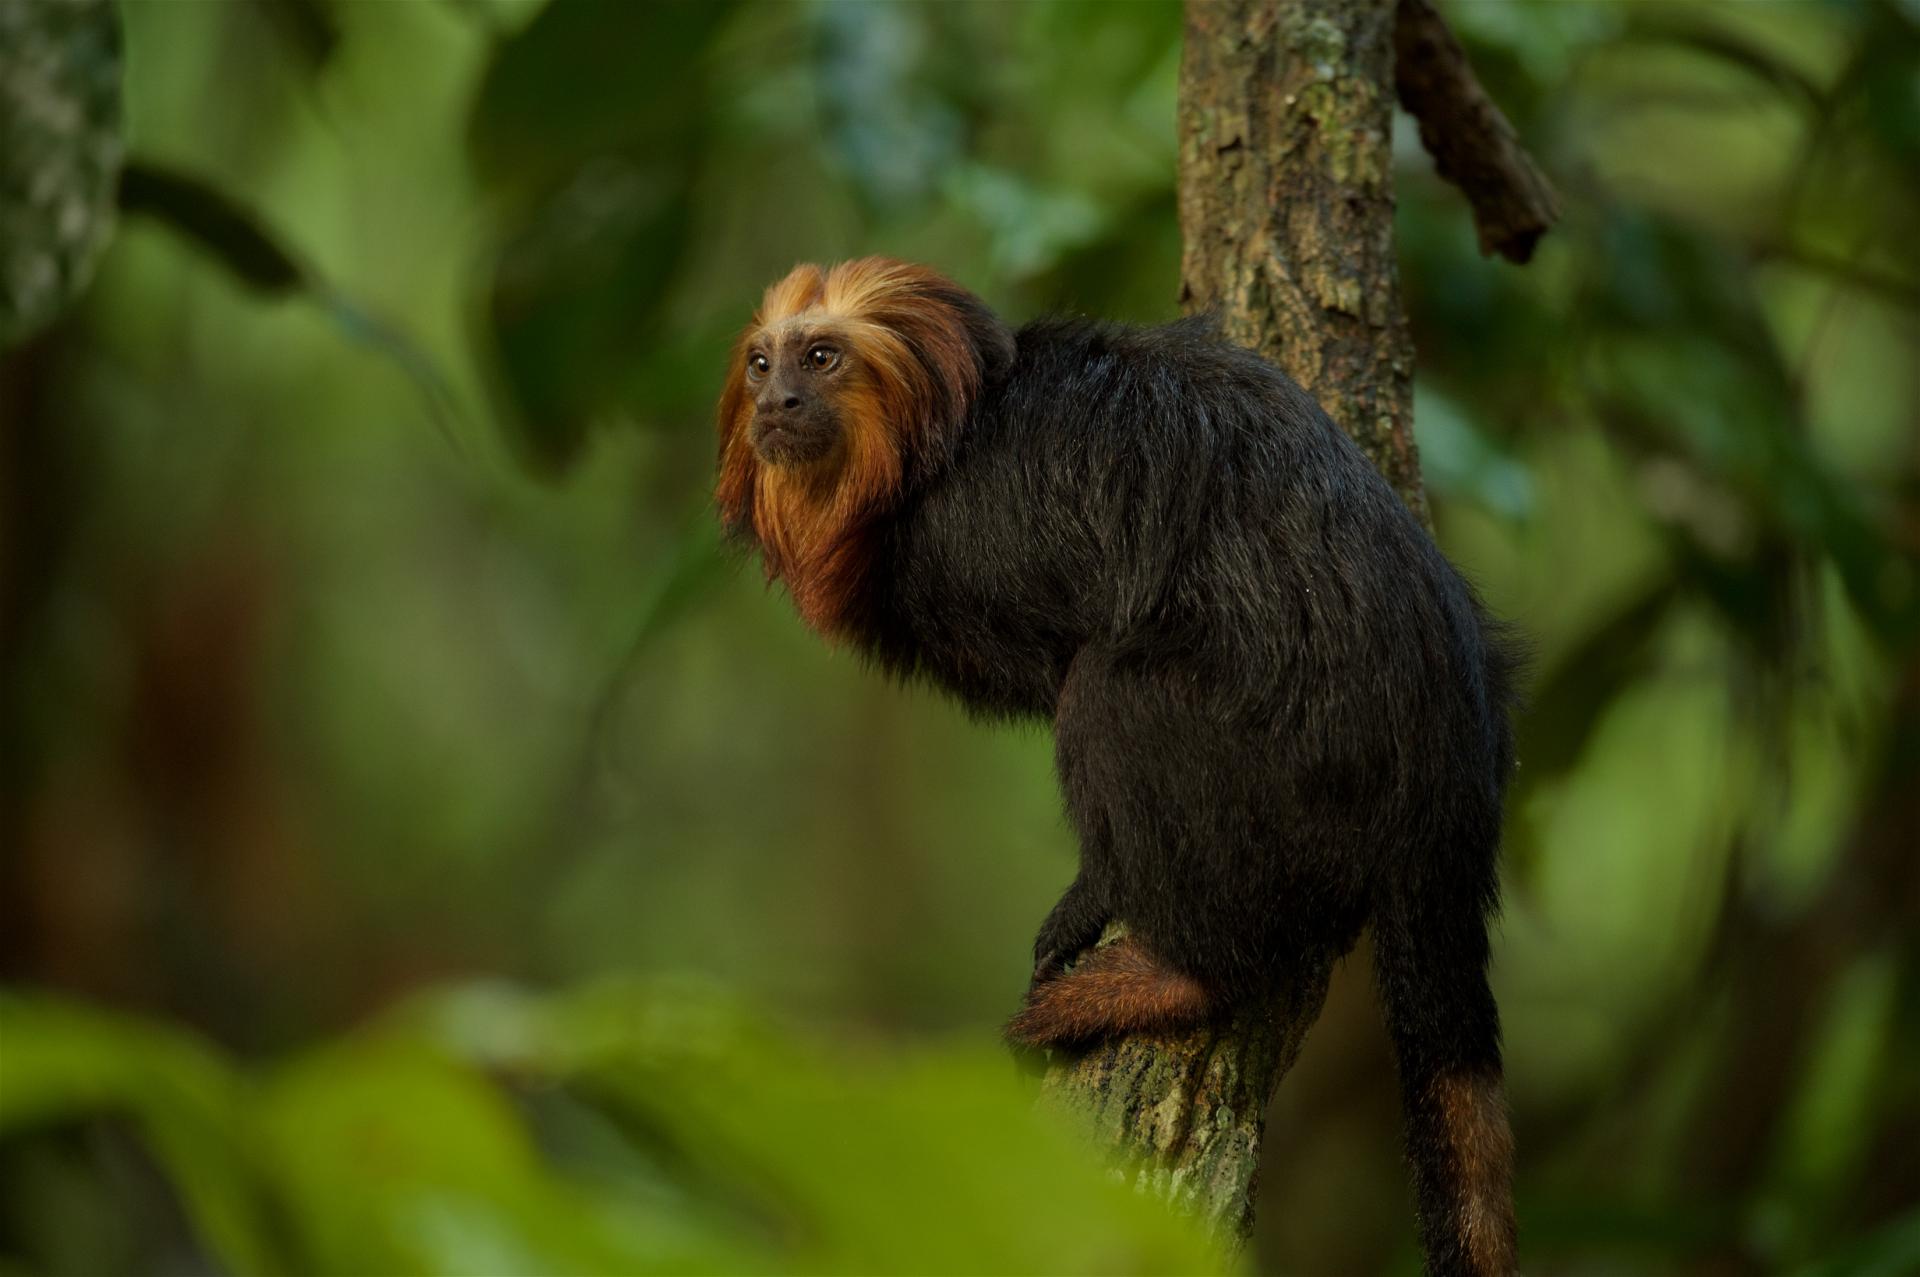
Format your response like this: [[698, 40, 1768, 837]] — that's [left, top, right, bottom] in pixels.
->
[[866, 315, 1520, 991]]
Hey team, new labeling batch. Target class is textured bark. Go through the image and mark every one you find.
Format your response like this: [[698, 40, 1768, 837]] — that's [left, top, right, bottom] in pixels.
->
[[1037, 0, 1413, 1245], [1037, 930, 1332, 1242], [1177, 0, 1426, 525]]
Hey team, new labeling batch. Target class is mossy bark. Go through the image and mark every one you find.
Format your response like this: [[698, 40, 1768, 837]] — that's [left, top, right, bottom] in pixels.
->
[[1039, 0, 1420, 1245], [1036, 940, 1332, 1243]]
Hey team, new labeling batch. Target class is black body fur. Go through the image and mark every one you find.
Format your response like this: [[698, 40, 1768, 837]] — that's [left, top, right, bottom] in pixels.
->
[[860, 312, 1517, 1008], [728, 288, 1522, 1276]]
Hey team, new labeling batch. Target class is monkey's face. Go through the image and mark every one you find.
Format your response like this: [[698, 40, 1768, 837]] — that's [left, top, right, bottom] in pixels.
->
[[742, 323, 850, 467], [716, 259, 1014, 629]]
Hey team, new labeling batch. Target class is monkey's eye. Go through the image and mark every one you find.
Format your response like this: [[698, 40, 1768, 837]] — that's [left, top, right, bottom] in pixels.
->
[[747, 352, 770, 378], [806, 345, 840, 371]]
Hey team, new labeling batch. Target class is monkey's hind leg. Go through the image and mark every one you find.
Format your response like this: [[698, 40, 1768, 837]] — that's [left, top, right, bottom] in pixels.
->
[[1004, 935, 1213, 1047]]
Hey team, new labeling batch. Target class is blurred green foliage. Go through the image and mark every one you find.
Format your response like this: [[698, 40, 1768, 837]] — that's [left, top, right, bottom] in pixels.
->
[[1, 1, 1917, 1274], [1, 982, 1220, 1275]]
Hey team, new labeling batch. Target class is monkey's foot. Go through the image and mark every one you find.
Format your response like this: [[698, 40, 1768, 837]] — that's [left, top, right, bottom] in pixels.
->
[[1005, 936, 1213, 1048]]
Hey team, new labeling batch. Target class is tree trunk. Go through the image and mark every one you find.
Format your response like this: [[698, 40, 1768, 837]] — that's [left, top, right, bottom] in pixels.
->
[[1040, 0, 1555, 1246], [1178, 0, 1424, 520], [1038, 0, 1416, 1244]]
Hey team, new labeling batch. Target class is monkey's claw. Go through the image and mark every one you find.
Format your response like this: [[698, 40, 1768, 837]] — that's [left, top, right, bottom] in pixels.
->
[[1029, 948, 1070, 993]]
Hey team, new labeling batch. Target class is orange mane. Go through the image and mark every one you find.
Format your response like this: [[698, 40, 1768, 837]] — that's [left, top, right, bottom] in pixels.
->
[[715, 257, 1003, 638]]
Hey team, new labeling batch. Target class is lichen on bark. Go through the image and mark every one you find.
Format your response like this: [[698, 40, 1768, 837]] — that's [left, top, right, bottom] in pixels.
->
[[0, 0, 123, 348]]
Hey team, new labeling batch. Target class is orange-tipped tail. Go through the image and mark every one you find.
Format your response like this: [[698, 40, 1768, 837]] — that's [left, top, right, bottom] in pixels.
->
[[1416, 1066, 1517, 1276], [1005, 936, 1213, 1047]]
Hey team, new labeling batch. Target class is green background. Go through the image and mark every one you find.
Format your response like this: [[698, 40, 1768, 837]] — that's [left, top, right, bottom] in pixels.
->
[[2, 1, 1916, 1273]]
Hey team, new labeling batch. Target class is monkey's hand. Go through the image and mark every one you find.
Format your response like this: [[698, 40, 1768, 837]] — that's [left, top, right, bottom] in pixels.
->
[[1031, 876, 1109, 992], [1030, 944, 1081, 990]]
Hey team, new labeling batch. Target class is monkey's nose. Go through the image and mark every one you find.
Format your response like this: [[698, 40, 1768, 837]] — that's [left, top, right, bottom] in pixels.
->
[[781, 394, 800, 410]]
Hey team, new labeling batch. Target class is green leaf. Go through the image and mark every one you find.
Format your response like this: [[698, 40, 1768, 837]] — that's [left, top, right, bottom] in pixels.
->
[[255, 1035, 740, 1275], [412, 979, 1230, 1276], [0, 993, 287, 1276], [467, 0, 737, 193], [468, 0, 739, 472], [484, 168, 694, 471], [7, 983, 1222, 1276]]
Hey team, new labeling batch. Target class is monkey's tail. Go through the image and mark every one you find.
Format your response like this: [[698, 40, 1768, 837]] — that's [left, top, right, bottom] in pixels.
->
[[1372, 876, 1517, 1277], [1004, 935, 1212, 1047]]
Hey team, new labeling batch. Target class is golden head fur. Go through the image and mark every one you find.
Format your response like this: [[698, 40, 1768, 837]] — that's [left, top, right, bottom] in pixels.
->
[[714, 257, 1010, 635]]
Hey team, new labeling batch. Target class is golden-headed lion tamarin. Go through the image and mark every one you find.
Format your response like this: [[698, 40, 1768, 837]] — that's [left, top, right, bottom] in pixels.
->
[[715, 257, 1521, 1277]]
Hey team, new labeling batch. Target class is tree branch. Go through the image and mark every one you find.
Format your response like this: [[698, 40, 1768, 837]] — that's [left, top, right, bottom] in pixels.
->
[[1393, 0, 1560, 264], [1039, 942, 1332, 1241]]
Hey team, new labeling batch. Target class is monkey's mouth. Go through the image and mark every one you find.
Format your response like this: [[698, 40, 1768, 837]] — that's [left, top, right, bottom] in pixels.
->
[[751, 416, 836, 466]]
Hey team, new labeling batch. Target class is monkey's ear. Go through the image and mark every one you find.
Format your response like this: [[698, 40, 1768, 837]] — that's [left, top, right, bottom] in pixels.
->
[[944, 284, 1017, 386]]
